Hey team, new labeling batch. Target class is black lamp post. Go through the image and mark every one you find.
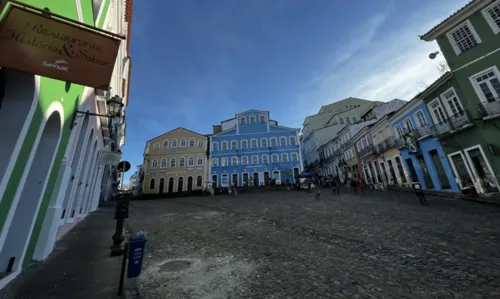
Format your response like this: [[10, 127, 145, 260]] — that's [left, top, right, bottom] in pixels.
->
[[111, 160, 131, 256], [70, 97, 124, 129]]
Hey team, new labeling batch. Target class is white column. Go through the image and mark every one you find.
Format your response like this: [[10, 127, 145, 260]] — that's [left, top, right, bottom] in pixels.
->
[[89, 167, 105, 212]]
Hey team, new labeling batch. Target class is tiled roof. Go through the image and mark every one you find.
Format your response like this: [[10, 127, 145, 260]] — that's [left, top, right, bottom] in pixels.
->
[[420, 0, 480, 41]]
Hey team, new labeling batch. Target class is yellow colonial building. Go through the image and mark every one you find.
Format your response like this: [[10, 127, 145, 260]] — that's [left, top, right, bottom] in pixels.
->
[[142, 127, 209, 194]]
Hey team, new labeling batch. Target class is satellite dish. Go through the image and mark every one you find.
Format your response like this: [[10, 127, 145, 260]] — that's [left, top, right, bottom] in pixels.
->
[[429, 51, 440, 59]]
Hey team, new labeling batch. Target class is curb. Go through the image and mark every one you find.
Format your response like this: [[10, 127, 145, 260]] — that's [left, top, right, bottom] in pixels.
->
[[387, 188, 500, 207]]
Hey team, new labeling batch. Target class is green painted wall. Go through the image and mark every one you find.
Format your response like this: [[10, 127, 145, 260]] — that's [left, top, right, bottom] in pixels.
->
[[0, 0, 111, 269]]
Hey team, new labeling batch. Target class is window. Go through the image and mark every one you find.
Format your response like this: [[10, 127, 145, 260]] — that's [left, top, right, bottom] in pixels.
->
[[212, 142, 219, 151], [270, 137, 277, 147], [240, 117, 246, 124], [403, 118, 414, 133], [232, 157, 238, 166], [212, 158, 218, 167], [281, 153, 289, 162], [262, 155, 269, 164], [428, 99, 447, 124], [250, 139, 258, 148], [241, 140, 248, 149], [447, 20, 481, 55], [352, 117, 356, 122], [221, 157, 228, 166], [249, 116, 256, 123], [471, 67, 500, 102], [291, 152, 299, 162], [271, 154, 279, 163], [197, 176, 202, 187], [231, 140, 238, 150], [394, 125, 404, 138], [441, 88, 464, 116], [289, 136, 296, 146], [180, 138, 187, 147], [482, 1, 500, 34], [154, 143, 160, 150], [149, 178, 155, 190], [346, 117, 351, 124], [259, 115, 266, 123], [160, 159, 167, 168], [198, 140, 204, 147], [261, 138, 268, 147], [279, 137, 287, 146], [171, 139, 178, 148], [242, 156, 248, 165], [339, 118, 344, 124], [151, 159, 158, 168], [414, 110, 427, 127], [251, 155, 258, 164], [197, 156, 203, 166], [179, 157, 185, 167], [188, 156, 194, 166], [189, 138, 195, 147], [163, 140, 169, 148], [170, 157, 176, 168], [222, 141, 228, 151]]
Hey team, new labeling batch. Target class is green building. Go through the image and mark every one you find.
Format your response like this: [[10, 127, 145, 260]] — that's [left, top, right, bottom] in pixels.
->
[[0, 0, 132, 288], [420, 0, 500, 194]]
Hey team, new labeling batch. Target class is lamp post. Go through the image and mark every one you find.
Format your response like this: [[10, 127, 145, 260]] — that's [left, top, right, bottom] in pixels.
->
[[111, 160, 131, 256], [70, 97, 124, 130]]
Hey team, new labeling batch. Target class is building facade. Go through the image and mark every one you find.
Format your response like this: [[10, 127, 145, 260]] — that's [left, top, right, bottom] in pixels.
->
[[420, 0, 500, 194], [210, 110, 302, 187], [0, 0, 132, 288], [142, 128, 208, 194]]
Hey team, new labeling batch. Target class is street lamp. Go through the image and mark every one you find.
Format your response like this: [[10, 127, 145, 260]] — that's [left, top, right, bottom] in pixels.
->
[[70, 96, 124, 129]]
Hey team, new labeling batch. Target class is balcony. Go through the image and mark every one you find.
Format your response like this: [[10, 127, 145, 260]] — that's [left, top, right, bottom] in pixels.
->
[[395, 137, 406, 149], [430, 110, 472, 138], [414, 124, 431, 139], [482, 100, 500, 119], [358, 145, 374, 158]]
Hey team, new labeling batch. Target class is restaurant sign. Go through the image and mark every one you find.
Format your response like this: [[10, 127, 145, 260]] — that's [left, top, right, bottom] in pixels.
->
[[0, 4, 121, 88]]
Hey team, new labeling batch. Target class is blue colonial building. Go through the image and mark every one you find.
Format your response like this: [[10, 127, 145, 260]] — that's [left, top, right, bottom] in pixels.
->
[[390, 99, 459, 192], [209, 110, 303, 187]]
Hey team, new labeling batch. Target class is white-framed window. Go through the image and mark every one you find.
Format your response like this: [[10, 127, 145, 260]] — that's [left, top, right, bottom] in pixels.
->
[[403, 118, 414, 133], [189, 138, 195, 147], [239, 140, 247, 149], [259, 115, 266, 123], [163, 140, 169, 148], [231, 140, 238, 150], [197, 156, 203, 166], [160, 158, 167, 168], [198, 140, 204, 147], [394, 125, 404, 138], [346, 118, 351, 124], [482, 0, 500, 34], [352, 117, 356, 122], [240, 117, 246, 125], [291, 152, 298, 162], [440, 87, 464, 116], [270, 137, 278, 147], [212, 158, 218, 167], [262, 155, 269, 164], [179, 157, 185, 167], [413, 110, 427, 127], [279, 136, 287, 146], [289, 136, 296, 146], [171, 138, 178, 148], [212, 142, 219, 151], [470, 66, 500, 102], [339, 118, 344, 124], [231, 156, 238, 166], [281, 153, 289, 162], [251, 155, 258, 164], [446, 20, 481, 55], [221, 141, 228, 151], [221, 157, 228, 166], [154, 143, 160, 150], [261, 138, 268, 147], [241, 156, 248, 165], [251, 138, 258, 148], [170, 157, 176, 168], [221, 174, 229, 185], [180, 138, 187, 147], [188, 156, 194, 166], [271, 154, 279, 163], [151, 159, 158, 169], [249, 116, 256, 123], [428, 98, 447, 124]]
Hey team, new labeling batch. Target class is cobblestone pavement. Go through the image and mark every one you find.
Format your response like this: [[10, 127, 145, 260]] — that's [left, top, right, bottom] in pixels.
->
[[127, 189, 500, 299]]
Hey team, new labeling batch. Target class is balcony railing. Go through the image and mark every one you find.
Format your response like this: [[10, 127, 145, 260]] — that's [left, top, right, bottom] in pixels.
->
[[482, 100, 500, 117], [395, 137, 406, 149], [358, 145, 374, 158], [430, 110, 472, 137], [414, 124, 431, 139]]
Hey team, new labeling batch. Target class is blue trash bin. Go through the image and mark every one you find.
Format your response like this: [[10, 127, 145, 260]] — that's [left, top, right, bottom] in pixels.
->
[[127, 232, 147, 278]]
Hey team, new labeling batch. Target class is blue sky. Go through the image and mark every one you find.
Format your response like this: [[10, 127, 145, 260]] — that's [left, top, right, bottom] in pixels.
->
[[122, 0, 469, 180]]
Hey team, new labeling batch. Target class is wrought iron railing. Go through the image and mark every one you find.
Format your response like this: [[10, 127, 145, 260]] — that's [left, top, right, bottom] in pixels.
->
[[414, 124, 431, 139], [395, 137, 406, 149], [482, 100, 500, 117], [430, 110, 471, 137], [358, 145, 374, 158]]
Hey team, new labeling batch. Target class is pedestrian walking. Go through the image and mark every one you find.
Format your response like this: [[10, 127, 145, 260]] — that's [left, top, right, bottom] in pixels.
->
[[350, 179, 358, 195], [210, 186, 215, 199], [315, 187, 321, 199]]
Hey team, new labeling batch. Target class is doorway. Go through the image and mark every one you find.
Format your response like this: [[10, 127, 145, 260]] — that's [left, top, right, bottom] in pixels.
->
[[168, 177, 174, 193], [242, 173, 249, 186], [252, 172, 259, 186], [387, 160, 397, 185], [232, 173, 238, 187], [0, 111, 62, 275], [263, 172, 270, 186], [159, 178, 165, 194], [293, 167, 299, 179], [177, 177, 184, 192], [429, 149, 451, 189], [416, 155, 434, 189], [272, 170, 280, 182], [187, 177, 193, 191], [395, 157, 407, 183], [465, 146, 499, 193], [211, 175, 217, 187]]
